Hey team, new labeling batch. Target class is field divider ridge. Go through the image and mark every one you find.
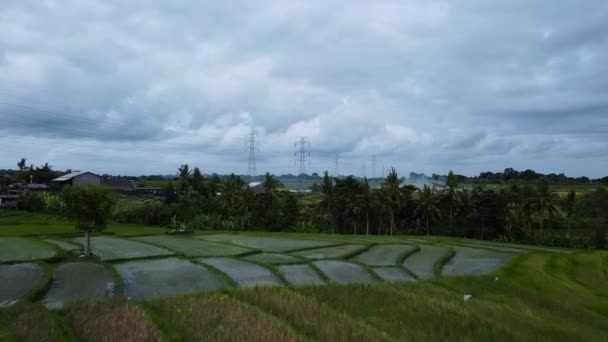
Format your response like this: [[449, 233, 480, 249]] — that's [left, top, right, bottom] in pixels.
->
[[136, 301, 184, 341], [189, 258, 239, 288], [434, 246, 455, 278]]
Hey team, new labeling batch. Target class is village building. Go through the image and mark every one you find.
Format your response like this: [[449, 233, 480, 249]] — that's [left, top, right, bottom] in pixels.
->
[[52, 171, 101, 188], [102, 176, 135, 192]]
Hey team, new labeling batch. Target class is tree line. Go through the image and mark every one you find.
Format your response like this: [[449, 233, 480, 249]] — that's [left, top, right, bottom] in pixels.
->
[[4, 161, 607, 249], [114, 166, 607, 249]]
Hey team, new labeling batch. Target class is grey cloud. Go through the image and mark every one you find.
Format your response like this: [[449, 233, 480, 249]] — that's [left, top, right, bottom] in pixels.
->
[[0, 1, 607, 177]]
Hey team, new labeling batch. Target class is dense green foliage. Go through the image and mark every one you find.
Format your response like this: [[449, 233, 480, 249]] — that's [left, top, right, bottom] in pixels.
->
[[3, 161, 607, 249]]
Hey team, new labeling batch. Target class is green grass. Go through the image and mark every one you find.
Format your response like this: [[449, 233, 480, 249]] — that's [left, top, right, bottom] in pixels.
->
[[0, 238, 58, 263], [61, 299, 164, 342], [0, 222, 605, 340], [0, 209, 166, 237], [231, 287, 391, 341], [0, 237, 606, 340], [149, 292, 303, 341], [0, 303, 76, 341]]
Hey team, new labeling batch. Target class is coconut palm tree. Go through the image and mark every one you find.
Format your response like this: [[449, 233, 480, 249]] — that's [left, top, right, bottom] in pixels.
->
[[372, 189, 388, 235], [535, 179, 558, 241], [346, 194, 364, 234], [362, 178, 372, 235], [320, 171, 335, 232], [564, 191, 576, 239], [445, 170, 460, 231], [261, 172, 281, 210], [237, 185, 255, 229], [457, 190, 478, 238], [381, 168, 404, 235], [219, 174, 245, 219], [414, 185, 441, 237]]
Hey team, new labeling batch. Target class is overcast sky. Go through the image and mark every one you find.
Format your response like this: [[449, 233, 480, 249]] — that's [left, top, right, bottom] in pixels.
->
[[1, 1, 607, 177]]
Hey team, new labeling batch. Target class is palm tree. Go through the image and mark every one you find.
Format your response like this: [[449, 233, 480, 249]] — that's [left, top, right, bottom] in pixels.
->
[[261, 173, 281, 210], [457, 190, 478, 238], [381, 168, 403, 235], [17, 157, 27, 171], [445, 170, 460, 231], [372, 189, 388, 235], [237, 185, 255, 229], [535, 179, 558, 241], [414, 185, 441, 236], [362, 178, 372, 235], [564, 191, 576, 239], [320, 171, 335, 232], [219, 174, 245, 219], [178, 164, 192, 195], [346, 194, 364, 234]]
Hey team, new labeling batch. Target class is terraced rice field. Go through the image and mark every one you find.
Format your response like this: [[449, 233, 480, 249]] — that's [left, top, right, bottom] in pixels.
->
[[373, 267, 415, 282], [403, 244, 450, 279], [0, 232, 564, 310], [442, 245, 519, 276], [2, 228, 605, 341], [199, 234, 335, 252], [132, 235, 251, 257], [72, 236, 174, 261], [277, 264, 325, 286], [42, 239, 80, 251], [352, 244, 417, 266], [43, 262, 113, 309], [0, 263, 45, 307], [115, 258, 228, 299], [198, 257, 282, 287], [292, 244, 368, 259], [244, 252, 303, 264], [313, 260, 377, 284], [0, 238, 58, 262]]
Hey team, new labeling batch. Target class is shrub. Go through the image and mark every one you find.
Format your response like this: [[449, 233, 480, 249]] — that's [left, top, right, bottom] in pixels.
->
[[40, 192, 65, 215], [17, 191, 44, 212], [595, 225, 606, 249]]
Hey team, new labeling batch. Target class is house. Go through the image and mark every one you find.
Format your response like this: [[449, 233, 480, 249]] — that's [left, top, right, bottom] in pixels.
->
[[25, 183, 50, 192], [102, 177, 135, 192], [135, 187, 163, 196], [0, 195, 18, 207], [52, 171, 101, 188], [248, 181, 263, 193]]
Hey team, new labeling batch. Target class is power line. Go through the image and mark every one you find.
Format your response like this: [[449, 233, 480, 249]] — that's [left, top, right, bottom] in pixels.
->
[[294, 136, 310, 175], [246, 129, 259, 180]]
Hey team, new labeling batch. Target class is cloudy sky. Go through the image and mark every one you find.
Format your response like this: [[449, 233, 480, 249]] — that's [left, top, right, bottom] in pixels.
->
[[1, 1, 607, 177]]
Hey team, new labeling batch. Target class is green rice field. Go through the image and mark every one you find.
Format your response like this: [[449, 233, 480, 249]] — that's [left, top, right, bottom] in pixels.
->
[[0, 228, 606, 340]]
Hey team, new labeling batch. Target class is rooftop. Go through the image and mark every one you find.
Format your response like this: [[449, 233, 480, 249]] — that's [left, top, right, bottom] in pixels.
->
[[52, 171, 97, 182]]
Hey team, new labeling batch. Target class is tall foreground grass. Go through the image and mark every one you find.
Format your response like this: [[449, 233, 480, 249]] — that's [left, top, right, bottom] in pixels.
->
[[1, 251, 607, 341]]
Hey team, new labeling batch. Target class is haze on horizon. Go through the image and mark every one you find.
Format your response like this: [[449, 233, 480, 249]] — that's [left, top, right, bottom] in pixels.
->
[[0, 1, 606, 178]]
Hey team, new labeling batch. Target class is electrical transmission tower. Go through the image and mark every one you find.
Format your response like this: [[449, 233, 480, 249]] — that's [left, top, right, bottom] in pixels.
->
[[246, 129, 259, 180], [294, 136, 310, 174]]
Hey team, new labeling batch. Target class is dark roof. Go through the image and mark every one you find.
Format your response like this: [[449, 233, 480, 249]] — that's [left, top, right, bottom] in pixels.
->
[[53, 171, 100, 182], [25, 184, 49, 189], [102, 177, 134, 192]]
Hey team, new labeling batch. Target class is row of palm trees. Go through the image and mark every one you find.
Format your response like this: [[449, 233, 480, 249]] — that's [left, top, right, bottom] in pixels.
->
[[318, 169, 571, 240], [169, 164, 597, 245]]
